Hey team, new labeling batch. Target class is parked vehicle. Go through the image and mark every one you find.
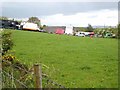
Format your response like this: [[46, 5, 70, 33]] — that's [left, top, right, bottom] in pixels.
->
[[76, 31, 94, 37], [104, 32, 113, 38], [22, 22, 40, 31], [76, 32, 85, 37]]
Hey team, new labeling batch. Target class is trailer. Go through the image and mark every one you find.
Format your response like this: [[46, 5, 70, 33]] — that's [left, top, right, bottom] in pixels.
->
[[22, 22, 40, 31]]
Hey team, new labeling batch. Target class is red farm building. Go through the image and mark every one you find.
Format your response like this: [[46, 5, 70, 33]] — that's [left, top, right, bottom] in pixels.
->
[[55, 28, 65, 34]]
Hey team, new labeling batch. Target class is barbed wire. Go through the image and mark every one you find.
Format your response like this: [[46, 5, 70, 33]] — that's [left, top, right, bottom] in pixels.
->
[[42, 75, 65, 88], [2, 59, 66, 88], [2, 59, 33, 74], [2, 59, 34, 88], [2, 70, 28, 88]]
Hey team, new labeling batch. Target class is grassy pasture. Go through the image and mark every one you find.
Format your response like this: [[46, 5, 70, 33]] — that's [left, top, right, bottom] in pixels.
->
[[11, 30, 118, 88]]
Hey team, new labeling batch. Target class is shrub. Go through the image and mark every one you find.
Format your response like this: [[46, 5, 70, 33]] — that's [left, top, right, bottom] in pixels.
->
[[2, 54, 15, 67], [2, 31, 13, 55]]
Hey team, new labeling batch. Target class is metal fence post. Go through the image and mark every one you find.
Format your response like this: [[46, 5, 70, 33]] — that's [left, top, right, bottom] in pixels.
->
[[34, 64, 42, 89]]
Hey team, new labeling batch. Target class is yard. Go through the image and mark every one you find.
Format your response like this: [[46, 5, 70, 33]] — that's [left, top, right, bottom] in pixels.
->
[[11, 30, 118, 88]]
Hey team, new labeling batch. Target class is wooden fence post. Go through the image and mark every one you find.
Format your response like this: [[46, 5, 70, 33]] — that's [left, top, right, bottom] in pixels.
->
[[34, 64, 42, 89]]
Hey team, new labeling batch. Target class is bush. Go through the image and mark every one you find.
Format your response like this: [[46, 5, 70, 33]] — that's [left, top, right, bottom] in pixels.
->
[[2, 31, 13, 55]]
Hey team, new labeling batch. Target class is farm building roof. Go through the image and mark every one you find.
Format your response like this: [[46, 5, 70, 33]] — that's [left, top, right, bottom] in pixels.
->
[[44, 26, 66, 33]]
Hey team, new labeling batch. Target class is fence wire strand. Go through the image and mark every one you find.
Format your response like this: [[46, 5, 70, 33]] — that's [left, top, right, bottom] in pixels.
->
[[2, 70, 28, 88], [2, 59, 33, 74], [2, 59, 66, 88], [42, 75, 65, 88]]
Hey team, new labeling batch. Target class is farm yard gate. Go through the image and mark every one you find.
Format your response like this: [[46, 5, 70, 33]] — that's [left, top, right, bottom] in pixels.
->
[[1, 59, 65, 89]]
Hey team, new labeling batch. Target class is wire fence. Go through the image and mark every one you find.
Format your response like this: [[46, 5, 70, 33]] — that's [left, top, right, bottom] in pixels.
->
[[1, 59, 65, 88]]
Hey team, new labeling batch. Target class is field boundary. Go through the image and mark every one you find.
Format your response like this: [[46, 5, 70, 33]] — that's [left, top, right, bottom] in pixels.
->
[[1, 59, 65, 88]]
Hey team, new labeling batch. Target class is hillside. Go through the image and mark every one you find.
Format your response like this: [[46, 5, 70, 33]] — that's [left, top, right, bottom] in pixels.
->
[[11, 30, 118, 88]]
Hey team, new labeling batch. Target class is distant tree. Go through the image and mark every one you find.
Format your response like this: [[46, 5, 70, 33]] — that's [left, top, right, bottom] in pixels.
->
[[43, 25, 46, 28], [40, 26, 43, 30], [98, 30, 102, 35], [79, 27, 87, 32], [0, 16, 8, 20], [40, 25, 46, 30], [28, 17, 41, 27], [94, 28, 101, 34], [86, 24, 94, 32], [101, 30, 106, 38]]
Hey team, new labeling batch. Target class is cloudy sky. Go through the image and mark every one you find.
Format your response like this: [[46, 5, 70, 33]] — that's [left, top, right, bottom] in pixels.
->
[[1, 1, 119, 27]]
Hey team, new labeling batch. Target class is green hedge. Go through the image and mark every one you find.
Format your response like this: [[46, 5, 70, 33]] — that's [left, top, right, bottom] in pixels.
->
[[2, 30, 13, 55]]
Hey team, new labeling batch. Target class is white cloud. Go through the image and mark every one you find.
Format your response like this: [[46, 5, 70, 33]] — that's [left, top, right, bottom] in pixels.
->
[[40, 9, 118, 27]]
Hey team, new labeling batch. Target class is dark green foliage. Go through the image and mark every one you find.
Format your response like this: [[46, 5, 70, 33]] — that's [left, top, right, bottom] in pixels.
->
[[86, 24, 94, 32], [28, 17, 41, 27], [74, 27, 87, 32], [40, 25, 47, 30], [94, 27, 118, 38], [2, 31, 13, 54], [79, 27, 87, 32]]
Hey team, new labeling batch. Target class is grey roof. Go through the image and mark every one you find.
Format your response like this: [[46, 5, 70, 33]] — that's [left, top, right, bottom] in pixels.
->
[[44, 26, 66, 33]]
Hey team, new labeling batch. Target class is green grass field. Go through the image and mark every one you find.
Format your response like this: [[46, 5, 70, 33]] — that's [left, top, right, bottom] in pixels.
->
[[11, 30, 118, 88]]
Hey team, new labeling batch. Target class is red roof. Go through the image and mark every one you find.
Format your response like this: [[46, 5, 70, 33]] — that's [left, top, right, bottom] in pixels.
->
[[55, 28, 64, 34]]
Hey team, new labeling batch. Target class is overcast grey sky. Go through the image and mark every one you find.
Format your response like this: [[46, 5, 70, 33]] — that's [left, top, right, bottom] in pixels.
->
[[1, 2, 119, 26], [2, 2, 118, 18]]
